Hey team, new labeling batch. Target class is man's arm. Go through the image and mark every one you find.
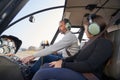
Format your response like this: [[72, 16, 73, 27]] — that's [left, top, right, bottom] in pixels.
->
[[33, 32, 77, 57]]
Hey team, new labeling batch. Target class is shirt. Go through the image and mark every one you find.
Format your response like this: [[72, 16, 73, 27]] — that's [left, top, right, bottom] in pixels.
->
[[33, 31, 79, 58], [62, 37, 113, 79]]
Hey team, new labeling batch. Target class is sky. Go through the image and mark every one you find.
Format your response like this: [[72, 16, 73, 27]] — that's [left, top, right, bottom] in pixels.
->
[[2, 0, 65, 48]]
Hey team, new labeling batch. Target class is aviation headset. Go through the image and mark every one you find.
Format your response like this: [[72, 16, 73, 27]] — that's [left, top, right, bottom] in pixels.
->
[[87, 14, 101, 35], [63, 18, 71, 30]]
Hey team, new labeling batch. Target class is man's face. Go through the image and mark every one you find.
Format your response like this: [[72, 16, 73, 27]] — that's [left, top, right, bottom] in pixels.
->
[[59, 21, 67, 34]]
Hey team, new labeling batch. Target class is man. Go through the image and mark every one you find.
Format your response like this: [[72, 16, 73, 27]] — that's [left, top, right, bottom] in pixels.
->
[[21, 18, 79, 75]]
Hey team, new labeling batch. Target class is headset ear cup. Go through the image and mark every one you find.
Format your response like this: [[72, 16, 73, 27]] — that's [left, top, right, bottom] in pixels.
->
[[65, 23, 71, 30], [88, 23, 100, 35]]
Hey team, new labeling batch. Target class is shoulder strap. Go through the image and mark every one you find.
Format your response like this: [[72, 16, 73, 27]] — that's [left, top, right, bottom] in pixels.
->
[[66, 49, 72, 56]]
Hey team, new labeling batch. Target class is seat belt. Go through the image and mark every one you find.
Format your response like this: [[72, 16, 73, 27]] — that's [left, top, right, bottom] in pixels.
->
[[66, 49, 72, 56]]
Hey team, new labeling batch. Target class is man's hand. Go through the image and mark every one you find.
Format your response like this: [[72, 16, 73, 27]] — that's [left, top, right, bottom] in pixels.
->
[[20, 55, 35, 64], [49, 60, 62, 68], [5, 53, 15, 57]]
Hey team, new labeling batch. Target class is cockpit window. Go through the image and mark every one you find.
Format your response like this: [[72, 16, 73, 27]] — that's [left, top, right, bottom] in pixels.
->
[[2, 0, 65, 49]]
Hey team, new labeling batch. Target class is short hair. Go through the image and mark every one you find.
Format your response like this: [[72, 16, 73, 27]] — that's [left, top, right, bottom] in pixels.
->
[[61, 18, 71, 30]]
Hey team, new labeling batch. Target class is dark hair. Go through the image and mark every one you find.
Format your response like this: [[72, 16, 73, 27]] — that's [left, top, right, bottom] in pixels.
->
[[61, 18, 71, 25], [0, 35, 22, 53], [60, 18, 71, 30], [63, 18, 70, 24]]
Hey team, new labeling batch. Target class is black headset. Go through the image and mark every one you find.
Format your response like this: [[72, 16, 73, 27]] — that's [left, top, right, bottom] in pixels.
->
[[87, 14, 100, 35]]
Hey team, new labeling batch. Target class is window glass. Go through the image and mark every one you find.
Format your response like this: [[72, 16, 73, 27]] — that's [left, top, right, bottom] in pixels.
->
[[2, 0, 65, 49]]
